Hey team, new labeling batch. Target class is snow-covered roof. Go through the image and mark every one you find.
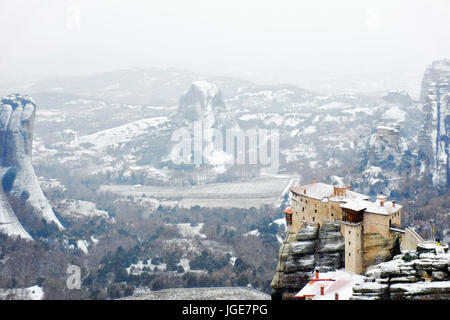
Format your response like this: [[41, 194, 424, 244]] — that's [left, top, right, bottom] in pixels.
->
[[340, 199, 402, 216], [291, 182, 369, 202], [295, 270, 365, 300], [376, 125, 399, 133], [340, 201, 368, 212], [291, 181, 400, 216]]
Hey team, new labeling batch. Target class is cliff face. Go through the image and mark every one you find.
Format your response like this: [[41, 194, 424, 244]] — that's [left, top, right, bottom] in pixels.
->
[[351, 250, 450, 300], [0, 94, 64, 239], [354, 125, 418, 198], [271, 221, 345, 299], [418, 59, 450, 189]]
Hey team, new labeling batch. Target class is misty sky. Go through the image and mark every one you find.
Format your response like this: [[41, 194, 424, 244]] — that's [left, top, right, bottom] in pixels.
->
[[1, 0, 449, 94]]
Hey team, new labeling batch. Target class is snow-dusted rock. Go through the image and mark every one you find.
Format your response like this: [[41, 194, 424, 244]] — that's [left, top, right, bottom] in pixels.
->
[[271, 221, 345, 299], [417, 59, 450, 189], [0, 94, 64, 237], [166, 81, 235, 175], [0, 168, 32, 239], [351, 250, 450, 300], [0, 285, 44, 300]]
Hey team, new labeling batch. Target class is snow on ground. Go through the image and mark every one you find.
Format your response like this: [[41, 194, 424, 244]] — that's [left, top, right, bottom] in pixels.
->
[[75, 116, 170, 149], [170, 223, 207, 239], [317, 102, 351, 110], [244, 229, 260, 237], [76, 239, 89, 254], [0, 192, 33, 240], [127, 260, 168, 275], [99, 176, 291, 209], [341, 107, 375, 116], [284, 117, 303, 127], [120, 287, 270, 300], [303, 125, 317, 134], [273, 218, 286, 228], [263, 114, 284, 126], [91, 236, 99, 244], [58, 199, 108, 218], [382, 106, 406, 122], [283, 144, 317, 163], [276, 234, 284, 244], [0, 285, 44, 300]]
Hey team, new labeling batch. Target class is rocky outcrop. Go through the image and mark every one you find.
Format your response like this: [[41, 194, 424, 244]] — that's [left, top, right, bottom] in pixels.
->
[[351, 251, 450, 300], [271, 221, 345, 300], [0, 94, 64, 239], [165, 81, 240, 181], [176, 81, 227, 123], [0, 167, 32, 239], [354, 125, 417, 197], [417, 59, 450, 189]]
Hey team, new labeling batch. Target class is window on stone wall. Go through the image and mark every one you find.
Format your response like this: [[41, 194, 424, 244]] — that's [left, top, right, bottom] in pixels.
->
[[349, 252, 351, 256], [314, 209, 317, 213]]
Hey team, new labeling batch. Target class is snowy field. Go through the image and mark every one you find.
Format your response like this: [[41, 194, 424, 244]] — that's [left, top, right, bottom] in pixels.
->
[[0, 285, 44, 300], [120, 287, 270, 300], [99, 176, 293, 209]]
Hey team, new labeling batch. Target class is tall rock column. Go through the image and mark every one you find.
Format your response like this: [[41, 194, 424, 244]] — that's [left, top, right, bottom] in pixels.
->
[[418, 59, 450, 189], [0, 94, 64, 231]]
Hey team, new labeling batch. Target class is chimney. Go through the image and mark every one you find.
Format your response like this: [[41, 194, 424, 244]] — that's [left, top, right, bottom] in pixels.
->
[[392, 200, 395, 207], [335, 293, 339, 300], [304, 189, 307, 195], [347, 185, 352, 191], [320, 286, 324, 296], [377, 195, 387, 207], [315, 270, 319, 279], [312, 177, 317, 184]]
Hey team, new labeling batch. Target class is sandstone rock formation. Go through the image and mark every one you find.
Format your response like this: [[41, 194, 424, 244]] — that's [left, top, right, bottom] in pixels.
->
[[351, 250, 450, 300], [417, 59, 450, 189], [165, 81, 238, 181], [271, 221, 345, 299], [354, 124, 417, 197], [0, 94, 64, 238], [0, 167, 32, 239]]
